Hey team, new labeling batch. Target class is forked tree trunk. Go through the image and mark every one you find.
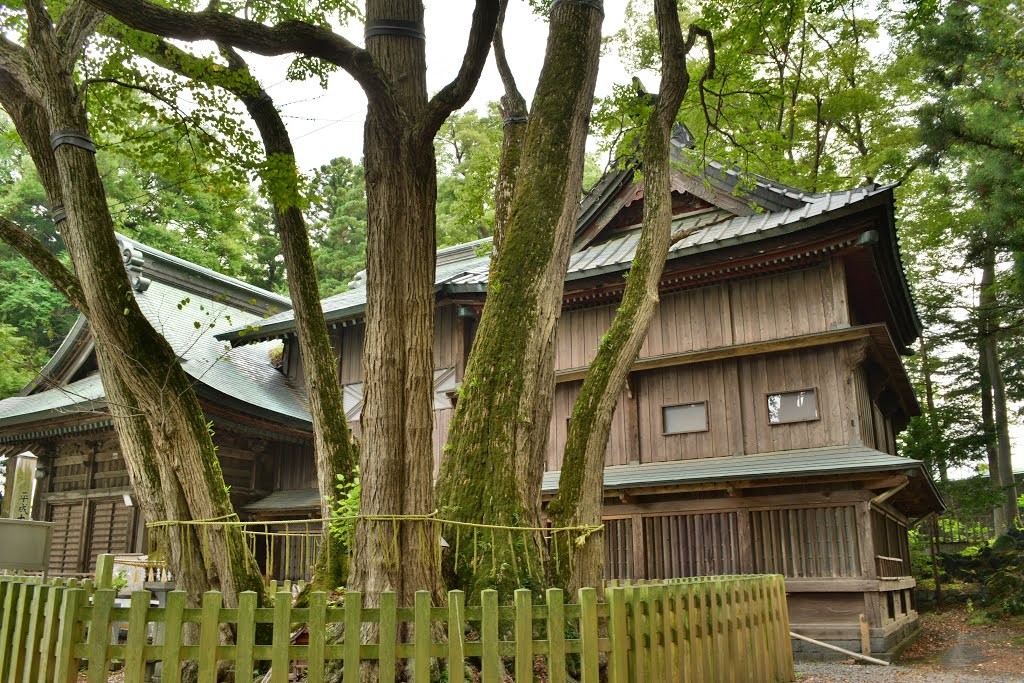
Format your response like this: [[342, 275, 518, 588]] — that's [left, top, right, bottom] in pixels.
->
[[7, 1, 265, 606], [547, 3, 709, 592], [436, 0, 604, 597], [87, 2, 503, 637], [131, 34, 360, 590]]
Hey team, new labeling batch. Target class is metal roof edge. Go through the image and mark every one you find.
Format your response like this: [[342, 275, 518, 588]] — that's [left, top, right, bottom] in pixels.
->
[[117, 233, 292, 311], [17, 315, 90, 397]]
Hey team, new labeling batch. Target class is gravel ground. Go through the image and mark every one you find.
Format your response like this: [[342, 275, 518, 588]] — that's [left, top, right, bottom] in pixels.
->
[[796, 661, 1024, 682], [794, 608, 1024, 683]]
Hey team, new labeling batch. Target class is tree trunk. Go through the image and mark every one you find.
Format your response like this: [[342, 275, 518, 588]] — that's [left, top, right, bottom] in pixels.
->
[[490, 0, 527, 259], [979, 244, 1018, 528], [547, 1, 707, 592], [436, 0, 604, 597], [919, 335, 948, 483], [134, 36, 360, 591], [9, 1, 265, 607]]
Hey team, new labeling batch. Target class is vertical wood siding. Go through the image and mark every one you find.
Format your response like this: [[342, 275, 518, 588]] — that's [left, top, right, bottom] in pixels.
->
[[554, 261, 847, 373], [546, 382, 631, 471], [749, 505, 862, 578]]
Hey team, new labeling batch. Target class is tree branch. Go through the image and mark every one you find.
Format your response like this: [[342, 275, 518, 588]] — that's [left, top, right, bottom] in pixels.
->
[[0, 217, 87, 313], [56, 2, 105, 69], [493, 0, 527, 118], [84, 0, 396, 113], [0, 36, 41, 101], [415, 0, 499, 142]]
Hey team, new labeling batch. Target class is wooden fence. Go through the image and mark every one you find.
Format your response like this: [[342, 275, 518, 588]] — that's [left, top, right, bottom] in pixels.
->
[[0, 557, 793, 683]]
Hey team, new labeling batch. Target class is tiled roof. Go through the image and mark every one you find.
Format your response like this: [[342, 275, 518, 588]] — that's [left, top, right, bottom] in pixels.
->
[[222, 183, 891, 341], [0, 265, 311, 430], [541, 444, 924, 492]]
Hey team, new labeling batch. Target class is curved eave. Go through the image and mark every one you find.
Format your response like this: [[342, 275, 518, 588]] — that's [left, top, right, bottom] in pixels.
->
[[191, 382, 312, 432], [17, 315, 90, 397]]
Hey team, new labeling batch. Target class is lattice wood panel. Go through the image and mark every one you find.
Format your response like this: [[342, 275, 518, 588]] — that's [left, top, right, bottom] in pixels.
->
[[642, 511, 740, 579], [750, 505, 861, 577], [86, 498, 133, 570], [602, 518, 633, 580], [48, 502, 84, 574]]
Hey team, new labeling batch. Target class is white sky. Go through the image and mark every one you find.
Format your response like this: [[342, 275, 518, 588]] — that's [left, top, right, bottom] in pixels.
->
[[242, 0, 643, 171]]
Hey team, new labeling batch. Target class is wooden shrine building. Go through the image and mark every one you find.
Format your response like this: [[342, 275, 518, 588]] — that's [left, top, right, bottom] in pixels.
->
[[0, 132, 943, 657]]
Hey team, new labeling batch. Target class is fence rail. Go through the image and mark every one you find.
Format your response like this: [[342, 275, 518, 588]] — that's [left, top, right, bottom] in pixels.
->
[[0, 557, 792, 683]]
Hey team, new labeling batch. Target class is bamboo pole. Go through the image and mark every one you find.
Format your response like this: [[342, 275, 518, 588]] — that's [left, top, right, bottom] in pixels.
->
[[789, 631, 889, 666]]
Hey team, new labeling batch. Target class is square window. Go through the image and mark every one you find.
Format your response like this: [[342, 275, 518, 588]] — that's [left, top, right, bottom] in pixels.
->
[[767, 389, 819, 424], [663, 402, 708, 434]]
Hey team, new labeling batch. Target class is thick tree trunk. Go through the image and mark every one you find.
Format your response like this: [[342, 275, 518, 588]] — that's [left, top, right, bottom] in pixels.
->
[[979, 245, 1018, 529], [141, 38, 359, 591], [547, 1, 704, 592], [12, 1, 265, 606], [436, 0, 604, 597]]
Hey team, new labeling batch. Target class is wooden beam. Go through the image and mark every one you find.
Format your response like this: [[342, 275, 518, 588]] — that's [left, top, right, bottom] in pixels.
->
[[555, 325, 877, 382], [41, 486, 133, 503]]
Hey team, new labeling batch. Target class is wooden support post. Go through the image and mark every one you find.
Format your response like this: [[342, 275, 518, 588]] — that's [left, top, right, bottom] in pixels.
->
[[94, 554, 114, 590], [859, 613, 871, 655]]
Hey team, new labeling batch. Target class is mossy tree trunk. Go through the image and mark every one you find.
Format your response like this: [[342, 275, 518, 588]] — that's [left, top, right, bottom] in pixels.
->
[[490, 0, 527, 259], [0, 1, 266, 608], [88, 1, 500, 621], [128, 33, 359, 591], [547, 6, 713, 592], [436, 0, 604, 598]]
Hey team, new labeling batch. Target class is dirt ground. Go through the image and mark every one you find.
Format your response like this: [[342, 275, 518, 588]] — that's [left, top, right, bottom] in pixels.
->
[[796, 608, 1024, 682]]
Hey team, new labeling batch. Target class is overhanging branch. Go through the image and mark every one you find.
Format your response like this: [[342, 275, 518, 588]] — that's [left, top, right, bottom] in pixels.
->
[[0, 217, 88, 313], [416, 0, 499, 142], [85, 0, 397, 116]]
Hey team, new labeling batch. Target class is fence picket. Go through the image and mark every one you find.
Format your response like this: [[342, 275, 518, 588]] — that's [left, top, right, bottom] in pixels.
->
[[53, 588, 83, 683], [546, 588, 566, 683], [234, 591, 257, 683], [7, 581, 29, 683], [200, 591, 224, 682], [123, 590, 150, 683], [379, 591, 397, 683], [37, 584, 63, 683], [606, 587, 629, 683], [481, 589, 500, 682], [86, 589, 114, 683], [162, 591, 187, 683], [0, 582, 10, 677], [447, 590, 466, 682], [578, 587, 599, 683], [22, 583, 45, 683], [342, 590, 361, 683], [3, 582, 26, 682], [413, 590, 431, 682], [308, 591, 328, 683], [514, 588, 533, 683], [272, 590, 292, 683]]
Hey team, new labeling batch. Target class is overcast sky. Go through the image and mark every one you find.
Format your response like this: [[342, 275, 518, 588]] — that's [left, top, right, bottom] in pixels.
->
[[242, 0, 642, 171]]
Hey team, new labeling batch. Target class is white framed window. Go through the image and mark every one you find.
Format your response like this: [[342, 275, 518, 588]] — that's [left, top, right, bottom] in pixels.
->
[[662, 402, 708, 434], [767, 389, 819, 424]]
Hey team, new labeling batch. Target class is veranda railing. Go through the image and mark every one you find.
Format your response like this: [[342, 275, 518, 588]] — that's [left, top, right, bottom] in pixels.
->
[[0, 556, 793, 683]]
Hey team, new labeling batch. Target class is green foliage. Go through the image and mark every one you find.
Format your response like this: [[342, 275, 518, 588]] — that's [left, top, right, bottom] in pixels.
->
[[306, 156, 368, 297], [0, 324, 41, 399], [435, 107, 502, 246], [328, 468, 361, 551]]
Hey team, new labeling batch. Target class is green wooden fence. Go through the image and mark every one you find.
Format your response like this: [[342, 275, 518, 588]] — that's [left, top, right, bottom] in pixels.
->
[[0, 558, 792, 683]]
